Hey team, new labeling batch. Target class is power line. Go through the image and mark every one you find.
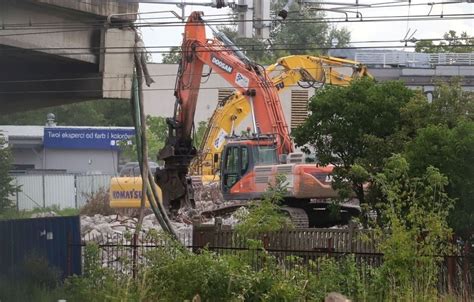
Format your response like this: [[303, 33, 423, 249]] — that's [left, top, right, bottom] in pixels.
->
[[0, 12, 235, 29], [328, 1, 468, 10], [0, 63, 377, 84], [1, 44, 472, 57], [0, 37, 469, 53], [0, 82, 376, 94], [1, 13, 472, 32]]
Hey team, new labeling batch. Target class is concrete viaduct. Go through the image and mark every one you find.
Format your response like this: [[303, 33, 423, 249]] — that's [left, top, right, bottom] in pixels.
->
[[0, 0, 139, 114], [1, 1, 473, 115]]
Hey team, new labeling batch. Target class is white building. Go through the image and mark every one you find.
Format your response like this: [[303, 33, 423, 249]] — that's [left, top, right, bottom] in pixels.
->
[[143, 63, 335, 131], [1, 124, 134, 175]]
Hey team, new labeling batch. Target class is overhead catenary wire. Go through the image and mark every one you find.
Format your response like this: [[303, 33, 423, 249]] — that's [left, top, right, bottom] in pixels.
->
[[0, 13, 472, 32], [0, 37, 468, 53], [0, 0, 465, 31], [1, 48, 471, 86], [0, 43, 472, 60], [4, 72, 473, 96]]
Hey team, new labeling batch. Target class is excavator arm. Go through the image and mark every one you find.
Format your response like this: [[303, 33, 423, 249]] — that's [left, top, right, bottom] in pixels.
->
[[191, 55, 372, 179], [156, 12, 291, 213]]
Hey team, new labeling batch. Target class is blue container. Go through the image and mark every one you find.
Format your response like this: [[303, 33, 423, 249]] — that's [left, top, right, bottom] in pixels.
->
[[0, 216, 82, 278]]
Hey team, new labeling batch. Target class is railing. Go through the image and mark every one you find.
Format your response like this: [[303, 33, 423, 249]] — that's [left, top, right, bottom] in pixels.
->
[[76, 224, 472, 297], [355, 52, 474, 67]]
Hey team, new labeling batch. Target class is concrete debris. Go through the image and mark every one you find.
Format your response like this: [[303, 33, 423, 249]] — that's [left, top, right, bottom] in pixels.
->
[[79, 182, 242, 246], [81, 214, 193, 245], [325, 292, 351, 302]]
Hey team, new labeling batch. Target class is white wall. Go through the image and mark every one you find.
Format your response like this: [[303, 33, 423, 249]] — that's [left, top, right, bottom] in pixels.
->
[[143, 63, 323, 133], [11, 148, 119, 174], [43, 149, 119, 174]]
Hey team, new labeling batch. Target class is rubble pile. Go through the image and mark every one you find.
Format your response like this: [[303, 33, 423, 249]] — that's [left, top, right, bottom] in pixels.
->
[[81, 214, 194, 245], [193, 181, 225, 208]]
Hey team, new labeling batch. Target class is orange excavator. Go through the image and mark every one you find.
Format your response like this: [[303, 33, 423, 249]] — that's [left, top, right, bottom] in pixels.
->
[[156, 12, 358, 227]]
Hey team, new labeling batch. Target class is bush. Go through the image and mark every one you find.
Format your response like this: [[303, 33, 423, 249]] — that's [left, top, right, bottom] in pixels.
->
[[0, 137, 16, 213], [64, 243, 132, 302], [0, 253, 64, 302], [80, 188, 116, 216]]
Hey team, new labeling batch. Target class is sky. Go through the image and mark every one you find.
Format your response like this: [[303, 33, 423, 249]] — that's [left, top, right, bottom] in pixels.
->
[[138, 1, 473, 62]]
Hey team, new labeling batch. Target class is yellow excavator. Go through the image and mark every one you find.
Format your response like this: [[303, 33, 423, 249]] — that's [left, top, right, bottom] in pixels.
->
[[190, 55, 371, 182], [110, 54, 371, 208]]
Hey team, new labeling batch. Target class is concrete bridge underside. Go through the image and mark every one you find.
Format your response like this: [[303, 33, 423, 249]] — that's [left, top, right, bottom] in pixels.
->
[[0, 0, 138, 114]]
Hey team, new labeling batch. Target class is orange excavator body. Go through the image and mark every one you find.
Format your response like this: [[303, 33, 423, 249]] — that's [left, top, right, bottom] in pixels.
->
[[156, 12, 359, 226]]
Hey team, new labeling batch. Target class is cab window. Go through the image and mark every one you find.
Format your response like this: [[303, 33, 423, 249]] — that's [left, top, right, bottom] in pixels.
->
[[225, 146, 240, 173], [241, 146, 249, 174]]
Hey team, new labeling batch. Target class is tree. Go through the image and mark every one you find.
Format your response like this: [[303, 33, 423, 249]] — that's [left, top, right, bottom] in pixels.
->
[[293, 78, 416, 206], [405, 121, 474, 237], [162, 1, 351, 64], [373, 155, 453, 299], [161, 46, 181, 64], [429, 79, 473, 128], [0, 137, 16, 212], [401, 81, 473, 236], [294, 76, 474, 235], [0, 100, 133, 127], [194, 120, 208, 149], [146, 116, 169, 158], [270, 1, 351, 58], [415, 30, 474, 53]]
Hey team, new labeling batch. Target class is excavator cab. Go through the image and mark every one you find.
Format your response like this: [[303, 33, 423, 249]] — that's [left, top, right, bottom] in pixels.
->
[[220, 137, 278, 197]]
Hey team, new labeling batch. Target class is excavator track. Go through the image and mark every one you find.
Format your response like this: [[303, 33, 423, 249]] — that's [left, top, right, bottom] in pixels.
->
[[281, 207, 309, 228], [200, 202, 310, 228], [200, 200, 250, 218]]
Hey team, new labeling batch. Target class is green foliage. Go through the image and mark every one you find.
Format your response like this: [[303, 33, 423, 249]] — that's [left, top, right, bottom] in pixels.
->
[[415, 30, 474, 53], [294, 78, 473, 236], [429, 79, 473, 127], [65, 243, 136, 302], [66, 237, 369, 302], [145, 248, 247, 302], [120, 115, 168, 161], [0, 253, 64, 302], [0, 99, 133, 126], [399, 80, 474, 236], [195, 120, 208, 149], [217, 26, 272, 64], [405, 121, 474, 236], [373, 155, 454, 300], [235, 174, 293, 238], [293, 78, 415, 205], [0, 206, 80, 220], [178, 1, 352, 64], [271, 2, 351, 58], [146, 115, 168, 158], [79, 188, 116, 216], [0, 137, 16, 213], [161, 46, 181, 64]]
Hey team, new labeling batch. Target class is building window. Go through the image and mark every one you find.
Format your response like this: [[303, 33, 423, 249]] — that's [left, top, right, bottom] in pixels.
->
[[291, 90, 309, 130]]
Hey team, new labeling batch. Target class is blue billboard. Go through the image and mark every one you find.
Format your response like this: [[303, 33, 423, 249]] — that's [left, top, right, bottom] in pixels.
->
[[43, 127, 135, 150]]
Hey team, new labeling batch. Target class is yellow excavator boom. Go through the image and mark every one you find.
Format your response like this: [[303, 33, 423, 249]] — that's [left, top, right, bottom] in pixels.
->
[[191, 55, 371, 180]]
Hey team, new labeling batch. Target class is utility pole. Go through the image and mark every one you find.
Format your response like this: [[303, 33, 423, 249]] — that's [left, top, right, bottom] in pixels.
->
[[132, 0, 274, 38], [236, 0, 253, 39]]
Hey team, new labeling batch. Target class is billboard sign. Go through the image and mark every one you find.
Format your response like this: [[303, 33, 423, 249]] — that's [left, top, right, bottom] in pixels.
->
[[44, 127, 134, 150]]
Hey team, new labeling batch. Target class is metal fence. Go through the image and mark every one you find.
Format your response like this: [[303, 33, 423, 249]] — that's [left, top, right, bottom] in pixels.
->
[[10, 174, 113, 210], [355, 52, 474, 67], [77, 225, 472, 298], [0, 216, 82, 279]]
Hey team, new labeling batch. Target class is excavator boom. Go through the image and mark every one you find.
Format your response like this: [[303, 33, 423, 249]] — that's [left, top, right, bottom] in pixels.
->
[[156, 12, 292, 213], [191, 55, 371, 178]]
